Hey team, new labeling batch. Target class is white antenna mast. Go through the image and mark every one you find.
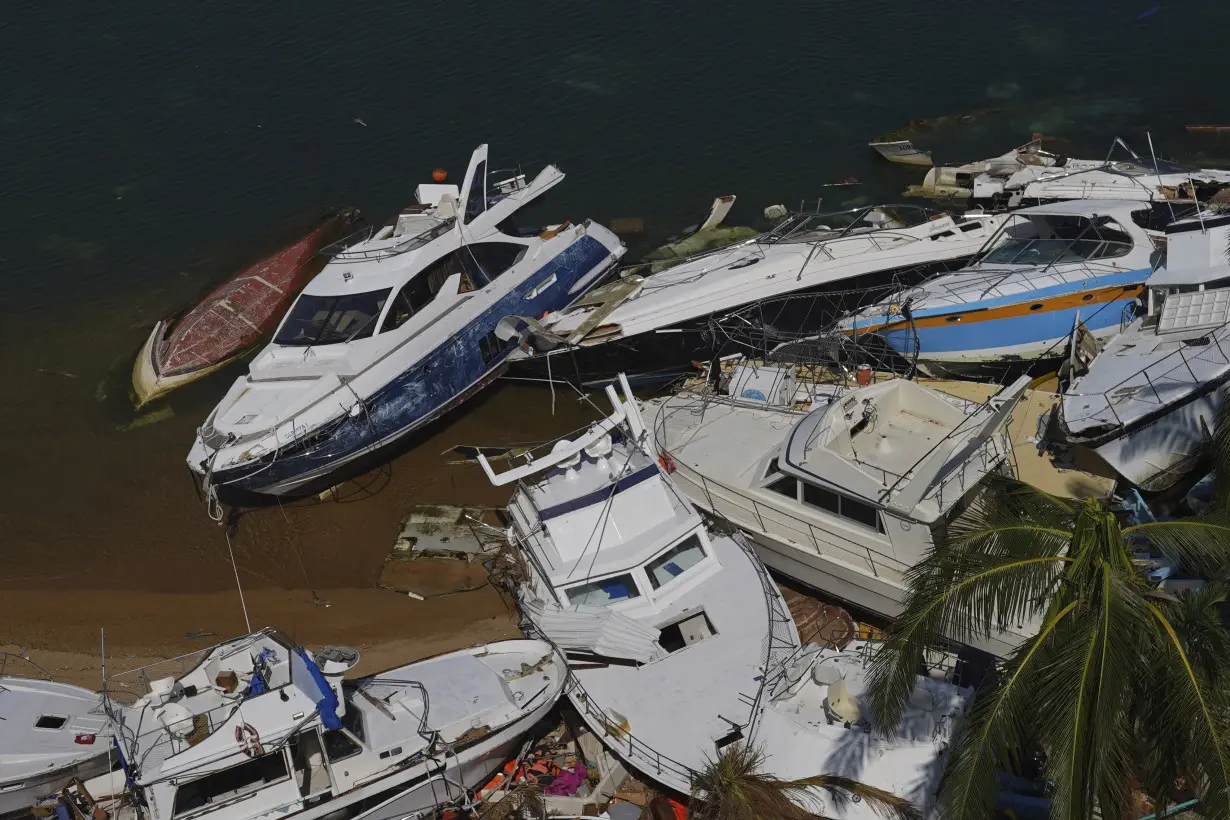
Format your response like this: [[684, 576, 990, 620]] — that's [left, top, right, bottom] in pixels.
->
[[1146, 131, 1183, 228]]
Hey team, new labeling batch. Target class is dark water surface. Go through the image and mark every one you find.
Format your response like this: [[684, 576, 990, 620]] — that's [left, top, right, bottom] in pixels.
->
[[3, 0, 1230, 593]]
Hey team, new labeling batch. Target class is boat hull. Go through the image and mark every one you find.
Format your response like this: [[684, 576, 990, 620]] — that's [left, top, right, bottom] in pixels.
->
[[510, 256, 970, 386], [133, 211, 361, 408], [1, 756, 113, 817], [195, 236, 620, 498], [874, 280, 1144, 379]]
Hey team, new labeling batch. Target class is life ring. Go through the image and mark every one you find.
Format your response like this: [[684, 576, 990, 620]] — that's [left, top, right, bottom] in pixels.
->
[[234, 723, 263, 758]]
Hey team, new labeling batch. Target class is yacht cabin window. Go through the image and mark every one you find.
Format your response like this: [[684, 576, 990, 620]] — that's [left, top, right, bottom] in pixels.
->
[[171, 751, 290, 817], [277, 289, 392, 346], [980, 215, 1132, 266], [323, 727, 362, 762], [644, 534, 707, 590], [461, 242, 527, 284], [380, 253, 475, 333], [565, 573, 641, 606], [761, 461, 885, 533]]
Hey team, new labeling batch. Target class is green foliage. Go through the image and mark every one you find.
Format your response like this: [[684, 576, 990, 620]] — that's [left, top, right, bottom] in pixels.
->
[[688, 742, 922, 820], [867, 477, 1230, 820]]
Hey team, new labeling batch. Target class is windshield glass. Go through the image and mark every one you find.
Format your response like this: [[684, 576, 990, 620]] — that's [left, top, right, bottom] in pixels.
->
[[275, 289, 391, 346], [980, 215, 1132, 265]]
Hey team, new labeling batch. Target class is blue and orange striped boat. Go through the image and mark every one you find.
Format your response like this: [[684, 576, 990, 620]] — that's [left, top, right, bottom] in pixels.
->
[[837, 200, 1159, 378]]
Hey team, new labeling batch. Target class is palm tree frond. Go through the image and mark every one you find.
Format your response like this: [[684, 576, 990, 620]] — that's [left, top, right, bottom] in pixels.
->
[[937, 601, 1078, 820], [1123, 519, 1230, 576]]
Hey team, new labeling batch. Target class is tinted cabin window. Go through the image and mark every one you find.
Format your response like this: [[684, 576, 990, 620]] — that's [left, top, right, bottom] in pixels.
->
[[766, 476, 798, 500], [802, 482, 840, 515], [35, 715, 67, 729], [380, 252, 473, 333], [842, 497, 883, 531], [645, 535, 707, 590], [276, 289, 391, 346], [323, 729, 362, 762], [461, 242, 526, 285], [172, 752, 289, 816], [565, 573, 641, 606]]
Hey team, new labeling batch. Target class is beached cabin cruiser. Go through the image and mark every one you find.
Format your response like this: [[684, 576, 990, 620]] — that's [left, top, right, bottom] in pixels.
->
[[913, 139, 1230, 210], [72, 630, 565, 820], [1057, 213, 1230, 490], [187, 145, 624, 498], [479, 377, 975, 818], [838, 201, 1158, 379], [650, 371, 1034, 657], [507, 206, 1003, 386], [0, 666, 112, 815]]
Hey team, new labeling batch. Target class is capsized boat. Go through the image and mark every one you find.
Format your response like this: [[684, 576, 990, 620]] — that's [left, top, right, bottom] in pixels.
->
[[508, 205, 1003, 386], [479, 376, 975, 818], [0, 662, 112, 815], [1057, 212, 1230, 490], [649, 365, 1035, 657], [837, 200, 1159, 379], [188, 145, 625, 499], [911, 138, 1230, 210], [132, 209, 365, 408], [73, 630, 565, 820]]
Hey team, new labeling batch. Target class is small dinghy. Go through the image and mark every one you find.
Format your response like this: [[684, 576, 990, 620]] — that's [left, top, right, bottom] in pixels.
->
[[479, 376, 974, 818], [0, 664, 112, 815], [132, 209, 365, 408], [64, 630, 565, 820], [188, 144, 625, 499]]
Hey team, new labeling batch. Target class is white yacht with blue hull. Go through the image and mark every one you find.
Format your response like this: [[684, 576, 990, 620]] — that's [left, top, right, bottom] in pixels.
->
[[188, 145, 625, 498], [838, 201, 1159, 379]]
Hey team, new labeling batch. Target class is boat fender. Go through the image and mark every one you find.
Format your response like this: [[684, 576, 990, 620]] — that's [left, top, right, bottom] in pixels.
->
[[657, 453, 677, 473], [235, 723, 263, 758]]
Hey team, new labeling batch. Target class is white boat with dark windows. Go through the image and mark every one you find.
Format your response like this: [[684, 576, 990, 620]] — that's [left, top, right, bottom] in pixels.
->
[[187, 145, 625, 498], [912, 138, 1230, 210], [478, 377, 975, 818], [1056, 212, 1230, 490], [649, 366, 1035, 657], [837, 200, 1159, 379], [64, 630, 564, 820], [0, 656, 113, 816], [507, 206, 1003, 386]]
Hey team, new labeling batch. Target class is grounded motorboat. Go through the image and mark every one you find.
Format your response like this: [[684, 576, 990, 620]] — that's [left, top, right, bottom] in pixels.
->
[[132, 209, 366, 409], [479, 377, 975, 818], [649, 366, 1035, 657], [910, 138, 1230, 210], [187, 145, 625, 499], [1057, 212, 1230, 490], [0, 660, 112, 816], [507, 205, 1004, 386], [72, 630, 564, 820], [837, 200, 1159, 379]]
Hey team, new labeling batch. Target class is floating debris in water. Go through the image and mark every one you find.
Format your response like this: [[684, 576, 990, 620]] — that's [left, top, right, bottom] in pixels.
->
[[1137, 4, 1160, 18], [184, 630, 217, 640], [38, 368, 78, 379], [353, 117, 367, 126]]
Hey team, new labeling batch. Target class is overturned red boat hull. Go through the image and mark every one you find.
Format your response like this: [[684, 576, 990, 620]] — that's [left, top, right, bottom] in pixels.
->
[[132, 209, 363, 406]]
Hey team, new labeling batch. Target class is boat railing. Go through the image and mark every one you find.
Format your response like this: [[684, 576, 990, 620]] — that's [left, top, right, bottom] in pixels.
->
[[925, 430, 1013, 513], [0, 652, 53, 680], [667, 454, 905, 581], [1063, 320, 1230, 429], [324, 217, 456, 262], [934, 258, 1141, 303], [512, 615, 697, 787]]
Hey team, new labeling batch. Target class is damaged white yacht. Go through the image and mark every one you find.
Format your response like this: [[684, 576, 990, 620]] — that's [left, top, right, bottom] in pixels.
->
[[68, 630, 565, 820], [188, 145, 624, 498], [650, 369, 1034, 657], [508, 206, 1003, 386], [479, 377, 975, 818], [1058, 211, 1230, 489]]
